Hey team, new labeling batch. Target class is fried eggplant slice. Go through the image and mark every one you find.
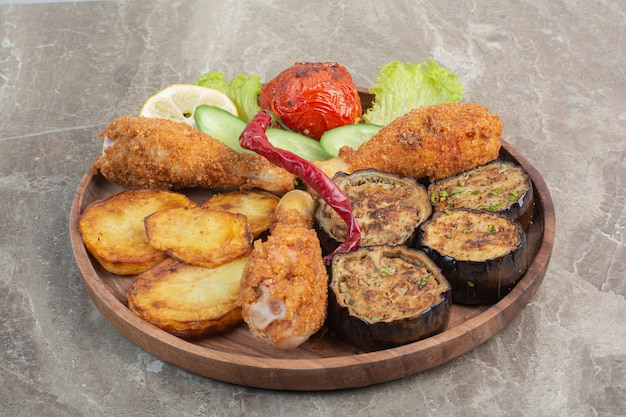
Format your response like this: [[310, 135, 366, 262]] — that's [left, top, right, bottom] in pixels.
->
[[316, 169, 431, 250], [328, 245, 451, 352], [418, 208, 528, 304], [428, 160, 535, 229]]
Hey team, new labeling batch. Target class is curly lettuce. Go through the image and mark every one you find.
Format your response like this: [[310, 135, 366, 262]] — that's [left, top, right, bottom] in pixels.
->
[[195, 72, 262, 122], [363, 58, 465, 125]]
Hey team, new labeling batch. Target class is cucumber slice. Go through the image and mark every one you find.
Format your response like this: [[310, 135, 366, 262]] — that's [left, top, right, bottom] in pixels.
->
[[194, 104, 331, 161], [194, 104, 249, 153], [320, 123, 382, 157], [266, 128, 331, 161]]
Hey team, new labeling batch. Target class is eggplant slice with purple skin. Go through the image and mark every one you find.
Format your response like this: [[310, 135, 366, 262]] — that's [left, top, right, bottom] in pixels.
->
[[418, 208, 529, 305], [328, 245, 451, 352], [316, 169, 432, 254], [428, 160, 535, 229]]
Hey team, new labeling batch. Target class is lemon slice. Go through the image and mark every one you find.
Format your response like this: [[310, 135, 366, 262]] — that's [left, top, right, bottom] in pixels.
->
[[139, 84, 238, 127]]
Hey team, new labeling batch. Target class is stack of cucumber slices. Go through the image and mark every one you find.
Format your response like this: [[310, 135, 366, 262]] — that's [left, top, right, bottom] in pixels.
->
[[194, 104, 381, 162]]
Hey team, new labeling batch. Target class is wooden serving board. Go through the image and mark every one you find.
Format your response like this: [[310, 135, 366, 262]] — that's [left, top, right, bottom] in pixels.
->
[[69, 94, 555, 391]]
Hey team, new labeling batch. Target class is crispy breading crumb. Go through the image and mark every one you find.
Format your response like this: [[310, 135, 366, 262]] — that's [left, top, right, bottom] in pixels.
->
[[92, 116, 296, 194], [339, 102, 503, 181]]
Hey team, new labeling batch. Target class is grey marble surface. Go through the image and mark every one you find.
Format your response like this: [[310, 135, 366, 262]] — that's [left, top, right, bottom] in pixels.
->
[[1, 1, 624, 416]]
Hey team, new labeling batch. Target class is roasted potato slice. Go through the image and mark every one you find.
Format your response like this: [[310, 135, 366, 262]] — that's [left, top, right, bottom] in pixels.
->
[[78, 189, 194, 275], [145, 206, 252, 268], [202, 190, 279, 238], [127, 256, 249, 338]]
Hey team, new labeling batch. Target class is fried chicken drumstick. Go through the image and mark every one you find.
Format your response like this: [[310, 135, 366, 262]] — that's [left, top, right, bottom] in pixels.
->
[[92, 116, 296, 194], [239, 190, 328, 349], [338, 102, 503, 181]]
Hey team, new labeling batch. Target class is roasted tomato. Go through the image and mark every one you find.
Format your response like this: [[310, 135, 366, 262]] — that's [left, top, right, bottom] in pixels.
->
[[258, 62, 362, 140]]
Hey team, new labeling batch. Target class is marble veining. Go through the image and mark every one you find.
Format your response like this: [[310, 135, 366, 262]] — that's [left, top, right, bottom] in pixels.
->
[[1, 1, 624, 416]]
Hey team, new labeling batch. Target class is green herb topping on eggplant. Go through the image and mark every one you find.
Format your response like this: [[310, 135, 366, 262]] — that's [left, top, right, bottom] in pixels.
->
[[328, 245, 451, 352], [428, 160, 534, 229], [418, 208, 528, 304]]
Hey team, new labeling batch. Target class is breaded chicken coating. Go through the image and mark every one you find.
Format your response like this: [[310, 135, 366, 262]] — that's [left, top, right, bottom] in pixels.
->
[[239, 190, 328, 349], [339, 102, 503, 181], [91, 116, 297, 194]]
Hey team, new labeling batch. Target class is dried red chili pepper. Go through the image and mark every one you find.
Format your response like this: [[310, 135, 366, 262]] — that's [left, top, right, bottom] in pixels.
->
[[240, 112, 361, 262]]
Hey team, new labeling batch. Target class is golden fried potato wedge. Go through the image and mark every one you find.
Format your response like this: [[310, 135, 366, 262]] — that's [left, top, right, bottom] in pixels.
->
[[145, 206, 252, 268], [127, 256, 249, 338], [78, 189, 194, 275], [202, 190, 280, 238]]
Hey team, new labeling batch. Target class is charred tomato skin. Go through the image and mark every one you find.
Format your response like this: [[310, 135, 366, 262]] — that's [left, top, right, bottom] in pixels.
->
[[259, 62, 362, 140]]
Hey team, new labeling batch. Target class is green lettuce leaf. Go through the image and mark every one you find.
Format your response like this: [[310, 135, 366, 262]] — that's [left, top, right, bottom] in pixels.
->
[[195, 71, 229, 91], [195, 72, 262, 122], [363, 58, 465, 125]]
